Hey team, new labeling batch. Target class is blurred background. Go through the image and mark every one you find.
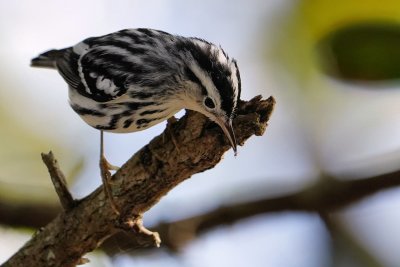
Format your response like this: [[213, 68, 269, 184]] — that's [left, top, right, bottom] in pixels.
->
[[1, 0, 400, 266]]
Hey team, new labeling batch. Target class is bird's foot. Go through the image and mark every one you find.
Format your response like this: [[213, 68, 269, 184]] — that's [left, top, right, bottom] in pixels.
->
[[100, 155, 120, 215], [105, 160, 120, 172]]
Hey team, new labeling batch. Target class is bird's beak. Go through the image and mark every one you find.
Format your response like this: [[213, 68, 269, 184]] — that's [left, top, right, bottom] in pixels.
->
[[215, 118, 237, 156]]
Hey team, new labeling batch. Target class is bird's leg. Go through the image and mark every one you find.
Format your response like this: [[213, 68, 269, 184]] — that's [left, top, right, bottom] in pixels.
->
[[99, 130, 120, 215]]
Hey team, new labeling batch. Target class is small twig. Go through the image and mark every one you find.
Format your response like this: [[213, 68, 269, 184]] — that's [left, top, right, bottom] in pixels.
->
[[41, 151, 76, 210]]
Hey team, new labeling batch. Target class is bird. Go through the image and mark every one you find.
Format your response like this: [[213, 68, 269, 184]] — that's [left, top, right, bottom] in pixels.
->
[[31, 28, 241, 213]]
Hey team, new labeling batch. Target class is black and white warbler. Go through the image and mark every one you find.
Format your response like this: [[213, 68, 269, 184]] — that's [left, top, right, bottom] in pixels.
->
[[31, 28, 241, 212]]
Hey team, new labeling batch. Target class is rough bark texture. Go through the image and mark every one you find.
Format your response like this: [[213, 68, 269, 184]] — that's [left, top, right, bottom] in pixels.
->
[[2, 96, 275, 267]]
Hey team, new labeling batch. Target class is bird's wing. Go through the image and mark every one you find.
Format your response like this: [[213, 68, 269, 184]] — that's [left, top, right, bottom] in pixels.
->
[[55, 43, 130, 103], [55, 48, 82, 89], [57, 28, 178, 103], [31, 48, 83, 92], [76, 43, 133, 103]]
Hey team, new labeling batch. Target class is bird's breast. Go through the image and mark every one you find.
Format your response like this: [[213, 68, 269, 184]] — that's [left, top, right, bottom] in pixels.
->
[[69, 87, 181, 133]]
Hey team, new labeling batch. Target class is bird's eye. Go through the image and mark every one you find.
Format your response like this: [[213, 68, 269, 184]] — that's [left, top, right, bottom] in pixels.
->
[[204, 97, 215, 109]]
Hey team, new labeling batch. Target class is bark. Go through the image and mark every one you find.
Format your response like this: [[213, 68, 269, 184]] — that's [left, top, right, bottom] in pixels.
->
[[2, 96, 275, 267]]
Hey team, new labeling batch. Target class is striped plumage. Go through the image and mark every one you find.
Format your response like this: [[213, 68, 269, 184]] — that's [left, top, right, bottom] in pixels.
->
[[32, 28, 242, 213], [32, 28, 241, 153], [32, 29, 241, 146]]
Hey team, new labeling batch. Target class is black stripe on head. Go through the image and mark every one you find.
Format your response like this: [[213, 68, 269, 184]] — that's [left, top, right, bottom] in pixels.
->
[[185, 67, 207, 95], [231, 59, 241, 118], [209, 60, 235, 117], [176, 39, 236, 117]]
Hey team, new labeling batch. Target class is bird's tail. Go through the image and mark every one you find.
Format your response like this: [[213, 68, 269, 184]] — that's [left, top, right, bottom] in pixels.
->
[[31, 49, 63, 69]]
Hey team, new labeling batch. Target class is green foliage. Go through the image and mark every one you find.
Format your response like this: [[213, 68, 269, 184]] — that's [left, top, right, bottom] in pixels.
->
[[318, 21, 400, 82]]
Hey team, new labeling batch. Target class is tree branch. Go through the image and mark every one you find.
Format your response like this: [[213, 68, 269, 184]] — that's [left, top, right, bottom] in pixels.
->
[[2, 148, 400, 255], [2, 96, 275, 267], [41, 151, 76, 210]]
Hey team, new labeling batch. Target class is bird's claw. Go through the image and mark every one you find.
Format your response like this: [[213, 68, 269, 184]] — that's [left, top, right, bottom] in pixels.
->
[[100, 155, 120, 215]]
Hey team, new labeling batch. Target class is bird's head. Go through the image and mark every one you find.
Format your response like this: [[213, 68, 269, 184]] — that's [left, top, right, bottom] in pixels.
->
[[178, 39, 241, 155]]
